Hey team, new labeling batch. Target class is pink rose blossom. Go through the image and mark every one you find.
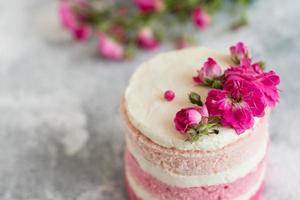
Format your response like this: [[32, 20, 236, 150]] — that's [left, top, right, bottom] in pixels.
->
[[221, 105, 254, 134], [193, 57, 222, 85], [230, 42, 250, 63], [174, 106, 207, 134], [224, 78, 266, 117], [225, 60, 280, 107], [224, 58, 262, 79], [134, 0, 164, 13], [192, 8, 210, 30], [164, 90, 175, 101], [205, 78, 266, 134], [205, 90, 229, 116], [98, 34, 124, 60], [137, 27, 159, 50]]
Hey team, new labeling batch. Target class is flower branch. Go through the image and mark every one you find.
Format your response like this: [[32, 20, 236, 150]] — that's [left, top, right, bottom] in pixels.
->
[[58, 0, 250, 60]]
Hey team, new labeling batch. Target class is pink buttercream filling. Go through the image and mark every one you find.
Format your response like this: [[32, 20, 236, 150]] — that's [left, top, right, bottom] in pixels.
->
[[126, 178, 139, 200], [125, 177, 264, 200], [125, 149, 266, 200]]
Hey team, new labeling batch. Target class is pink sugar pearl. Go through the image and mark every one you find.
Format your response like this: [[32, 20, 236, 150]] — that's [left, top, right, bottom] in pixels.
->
[[164, 90, 175, 101]]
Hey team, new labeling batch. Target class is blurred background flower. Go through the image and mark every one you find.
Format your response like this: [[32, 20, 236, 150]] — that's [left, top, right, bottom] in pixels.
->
[[98, 33, 124, 60], [134, 0, 164, 13], [192, 7, 210, 30], [137, 27, 160, 50], [58, 0, 249, 60]]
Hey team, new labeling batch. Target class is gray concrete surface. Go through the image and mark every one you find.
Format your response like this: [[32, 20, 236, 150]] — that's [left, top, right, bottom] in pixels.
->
[[0, 0, 299, 199]]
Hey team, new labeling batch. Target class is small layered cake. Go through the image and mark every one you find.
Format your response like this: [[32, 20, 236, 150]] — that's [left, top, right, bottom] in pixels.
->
[[122, 43, 280, 200]]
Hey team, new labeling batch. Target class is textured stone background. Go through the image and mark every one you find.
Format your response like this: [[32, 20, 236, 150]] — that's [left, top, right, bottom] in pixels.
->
[[0, 0, 299, 199]]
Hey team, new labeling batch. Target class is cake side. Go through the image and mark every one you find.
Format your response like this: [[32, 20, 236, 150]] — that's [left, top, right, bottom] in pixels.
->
[[125, 171, 265, 200], [121, 102, 269, 187], [123, 43, 280, 200], [125, 150, 266, 200]]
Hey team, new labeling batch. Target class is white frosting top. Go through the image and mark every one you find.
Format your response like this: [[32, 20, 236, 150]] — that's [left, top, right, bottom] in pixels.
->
[[125, 47, 257, 151]]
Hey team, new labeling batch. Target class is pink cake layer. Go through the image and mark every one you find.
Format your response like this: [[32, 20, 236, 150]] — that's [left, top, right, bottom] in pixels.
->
[[121, 102, 269, 176], [125, 149, 266, 200], [125, 177, 264, 200]]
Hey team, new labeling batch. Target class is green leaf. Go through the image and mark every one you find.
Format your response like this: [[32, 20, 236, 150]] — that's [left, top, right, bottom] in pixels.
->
[[204, 78, 213, 86], [257, 61, 266, 70], [208, 116, 221, 124], [124, 43, 137, 59], [212, 129, 219, 134], [230, 15, 248, 31], [231, 56, 240, 65], [189, 92, 203, 106], [211, 80, 223, 89], [185, 120, 220, 142]]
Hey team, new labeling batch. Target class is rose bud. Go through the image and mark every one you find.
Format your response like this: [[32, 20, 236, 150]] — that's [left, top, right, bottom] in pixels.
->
[[174, 107, 206, 134], [193, 57, 222, 85], [230, 42, 250, 64], [98, 33, 124, 60], [137, 27, 159, 50], [192, 8, 210, 30]]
